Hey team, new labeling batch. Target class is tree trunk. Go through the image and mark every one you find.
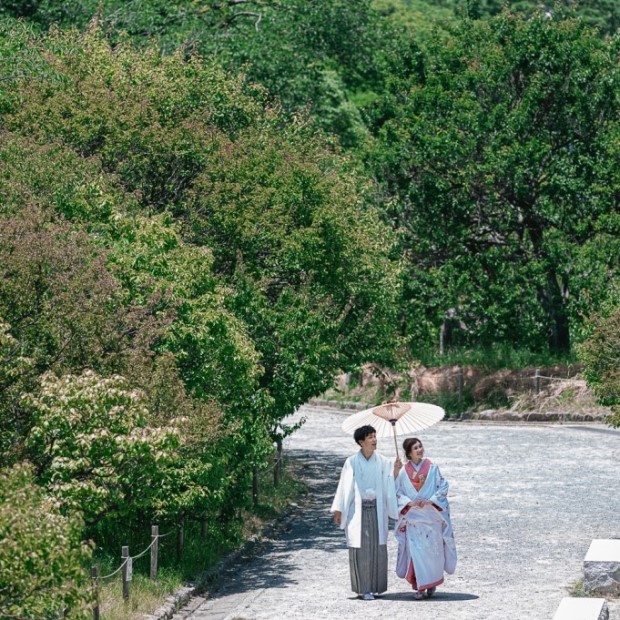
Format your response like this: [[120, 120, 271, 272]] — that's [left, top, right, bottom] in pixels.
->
[[538, 270, 571, 354]]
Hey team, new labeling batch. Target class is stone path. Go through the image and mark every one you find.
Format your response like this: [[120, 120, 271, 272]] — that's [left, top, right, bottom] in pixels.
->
[[186, 405, 620, 620]]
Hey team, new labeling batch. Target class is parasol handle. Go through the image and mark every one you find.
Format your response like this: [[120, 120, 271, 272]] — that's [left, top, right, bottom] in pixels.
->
[[390, 420, 399, 459]]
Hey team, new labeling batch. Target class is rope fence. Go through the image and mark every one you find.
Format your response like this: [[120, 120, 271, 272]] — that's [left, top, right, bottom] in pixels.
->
[[90, 525, 177, 619], [446, 367, 580, 401]]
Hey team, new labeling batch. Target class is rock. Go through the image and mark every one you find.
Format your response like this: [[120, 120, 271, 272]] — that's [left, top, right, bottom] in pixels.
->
[[583, 539, 620, 596]]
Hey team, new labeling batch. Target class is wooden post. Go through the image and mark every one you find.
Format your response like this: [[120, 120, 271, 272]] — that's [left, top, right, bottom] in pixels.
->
[[150, 525, 158, 581], [535, 368, 541, 394], [91, 565, 100, 620], [439, 322, 446, 356], [457, 367, 464, 402], [176, 523, 184, 561], [201, 519, 207, 538], [252, 465, 259, 506], [121, 546, 130, 601], [274, 436, 283, 487]]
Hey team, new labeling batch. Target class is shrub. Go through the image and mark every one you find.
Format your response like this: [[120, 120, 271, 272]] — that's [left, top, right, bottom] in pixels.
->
[[0, 463, 93, 619], [577, 304, 620, 427]]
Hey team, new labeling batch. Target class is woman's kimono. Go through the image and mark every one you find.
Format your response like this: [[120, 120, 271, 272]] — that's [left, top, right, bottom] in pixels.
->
[[394, 458, 457, 591]]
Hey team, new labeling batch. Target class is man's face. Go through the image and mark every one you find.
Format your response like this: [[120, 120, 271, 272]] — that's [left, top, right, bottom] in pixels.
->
[[359, 432, 377, 453]]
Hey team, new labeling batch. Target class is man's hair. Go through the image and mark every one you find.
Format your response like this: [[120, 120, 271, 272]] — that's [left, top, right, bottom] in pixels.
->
[[354, 425, 376, 445]]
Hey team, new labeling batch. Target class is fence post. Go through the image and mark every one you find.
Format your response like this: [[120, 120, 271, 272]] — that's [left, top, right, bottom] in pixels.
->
[[176, 523, 184, 561], [457, 367, 464, 403], [274, 436, 283, 487], [535, 368, 541, 394], [91, 565, 100, 620], [121, 546, 130, 601], [201, 519, 207, 538], [252, 465, 259, 506], [150, 525, 158, 581]]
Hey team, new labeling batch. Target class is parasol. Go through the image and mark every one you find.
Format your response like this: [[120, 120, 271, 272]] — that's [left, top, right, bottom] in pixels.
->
[[341, 401, 445, 456]]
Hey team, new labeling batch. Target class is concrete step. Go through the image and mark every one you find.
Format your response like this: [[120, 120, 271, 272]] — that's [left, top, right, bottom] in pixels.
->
[[552, 597, 608, 620], [584, 539, 620, 596]]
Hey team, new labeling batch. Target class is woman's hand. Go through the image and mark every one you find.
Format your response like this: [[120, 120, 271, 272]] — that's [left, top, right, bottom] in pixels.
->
[[333, 510, 342, 525]]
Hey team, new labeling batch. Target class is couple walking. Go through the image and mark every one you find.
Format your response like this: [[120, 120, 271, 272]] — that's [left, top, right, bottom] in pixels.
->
[[330, 425, 457, 601]]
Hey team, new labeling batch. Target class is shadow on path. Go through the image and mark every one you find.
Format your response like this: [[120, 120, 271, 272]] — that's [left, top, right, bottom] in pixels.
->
[[380, 591, 479, 602], [205, 447, 349, 596]]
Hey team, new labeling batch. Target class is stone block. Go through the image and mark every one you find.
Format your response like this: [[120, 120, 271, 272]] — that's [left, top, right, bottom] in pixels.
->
[[583, 539, 620, 596], [552, 597, 608, 620]]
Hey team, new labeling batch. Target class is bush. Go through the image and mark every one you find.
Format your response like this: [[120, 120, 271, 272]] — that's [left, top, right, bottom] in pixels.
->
[[25, 370, 180, 527], [577, 304, 620, 427], [0, 463, 93, 619]]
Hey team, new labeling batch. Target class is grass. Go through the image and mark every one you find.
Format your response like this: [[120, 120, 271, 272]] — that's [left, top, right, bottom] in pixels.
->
[[415, 344, 577, 371], [93, 461, 307, 620]]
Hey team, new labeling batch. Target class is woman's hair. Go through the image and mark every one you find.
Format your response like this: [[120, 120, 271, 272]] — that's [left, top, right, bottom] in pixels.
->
[[354, 425, 376, 445], [402, 437, 422, 458]]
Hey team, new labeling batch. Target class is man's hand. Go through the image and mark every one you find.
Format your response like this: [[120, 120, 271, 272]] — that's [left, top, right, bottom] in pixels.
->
[[333, 510, 342, 526]]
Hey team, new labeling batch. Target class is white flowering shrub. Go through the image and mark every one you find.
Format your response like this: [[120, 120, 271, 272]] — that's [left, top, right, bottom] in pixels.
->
[[26, 370, 180, 526]]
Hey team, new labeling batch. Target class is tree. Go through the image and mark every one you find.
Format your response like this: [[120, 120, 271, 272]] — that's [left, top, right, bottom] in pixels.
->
[[0, 319, 33, 463], [577, 295, 620, 428], [0, 463, 93, 619], [25, 370, 180, 527], [365, 9, 620, 355], [2, 1, 393, 147], [1, 24, 402, 522], [402, 0, 620, 36]]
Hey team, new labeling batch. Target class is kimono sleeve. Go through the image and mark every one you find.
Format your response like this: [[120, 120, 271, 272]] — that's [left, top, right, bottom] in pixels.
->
[[330, 457, 353, 516], [428, 465, 449, 511]]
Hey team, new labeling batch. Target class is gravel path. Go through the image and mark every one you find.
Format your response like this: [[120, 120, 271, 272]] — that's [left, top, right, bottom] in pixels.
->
[[187, 405, 620, 620]]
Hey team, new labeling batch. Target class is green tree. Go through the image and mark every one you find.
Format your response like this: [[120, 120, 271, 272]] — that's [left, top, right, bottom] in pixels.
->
[[2, 1, 393, 147], [0, 463, 93, 619], [0, 319, 33, 463], [401, 0, 620, 36], [577, 295, 620, 428], [366, 10, 620, 355], [25, 370, 180, 527]]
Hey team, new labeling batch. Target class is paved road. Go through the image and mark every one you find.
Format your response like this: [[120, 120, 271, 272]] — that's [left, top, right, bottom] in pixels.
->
[[188, 405, 620, 620]]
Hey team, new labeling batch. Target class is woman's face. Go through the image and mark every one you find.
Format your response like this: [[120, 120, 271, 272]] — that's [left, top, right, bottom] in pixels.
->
[[407, 441, 424, 463]]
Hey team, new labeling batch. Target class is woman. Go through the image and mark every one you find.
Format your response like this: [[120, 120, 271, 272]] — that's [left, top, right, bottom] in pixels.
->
[[331, 425, 401, 601], [394, 437, 457, 600]]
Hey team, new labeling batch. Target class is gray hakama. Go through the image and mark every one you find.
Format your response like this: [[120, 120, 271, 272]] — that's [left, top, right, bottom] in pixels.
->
[[348, 499, 388, 595]]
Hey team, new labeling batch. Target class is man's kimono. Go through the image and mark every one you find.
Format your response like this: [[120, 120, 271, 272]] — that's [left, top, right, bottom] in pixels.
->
[[331, 450, 398, 547]]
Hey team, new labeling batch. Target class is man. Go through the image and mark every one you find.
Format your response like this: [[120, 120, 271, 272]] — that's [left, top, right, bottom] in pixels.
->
[[331, 425, 402, 600]]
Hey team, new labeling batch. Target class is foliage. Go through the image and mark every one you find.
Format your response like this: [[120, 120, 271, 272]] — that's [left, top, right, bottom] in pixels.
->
[[0, 319, 33, 463], [0, 463, 93, 619], [365, 9, 620, 356], [2, 23, 401, 423], [402, 0, 620, 36], [186, 121, 402, 423], [1, 1, 394, 147], [577, 300, 620, 427], [25, 370, 180, 527]]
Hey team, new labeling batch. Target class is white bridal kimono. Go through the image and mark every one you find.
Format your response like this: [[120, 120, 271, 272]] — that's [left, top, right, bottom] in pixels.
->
[[394, 459, 457, 591], [331, 451, 398, 547]]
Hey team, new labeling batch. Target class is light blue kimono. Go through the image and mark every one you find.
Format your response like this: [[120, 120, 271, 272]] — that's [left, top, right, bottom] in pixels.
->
[[394, 459, 457, 590]]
